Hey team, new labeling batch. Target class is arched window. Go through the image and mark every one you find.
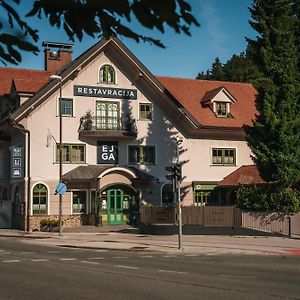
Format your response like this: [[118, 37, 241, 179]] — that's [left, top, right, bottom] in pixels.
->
[[162, 184, 173, 206], [99, 64, 115, 84], [32, 184, 48, 215]]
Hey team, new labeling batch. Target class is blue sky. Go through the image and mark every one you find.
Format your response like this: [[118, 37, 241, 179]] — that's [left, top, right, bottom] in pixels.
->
[[7, 0, 256, 79]]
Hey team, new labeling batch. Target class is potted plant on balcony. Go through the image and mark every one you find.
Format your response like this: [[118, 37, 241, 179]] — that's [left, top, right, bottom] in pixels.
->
[[82, 110, 93, 130]]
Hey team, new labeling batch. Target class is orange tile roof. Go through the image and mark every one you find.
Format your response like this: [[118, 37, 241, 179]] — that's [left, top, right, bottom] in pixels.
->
[[218, 165, 267, 187], [157, 76, 258, 128], [0, 68, 52, 96]]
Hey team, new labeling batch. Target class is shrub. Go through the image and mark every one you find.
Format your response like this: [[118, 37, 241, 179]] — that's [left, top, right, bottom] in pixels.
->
[[236, 185, 300, 213]]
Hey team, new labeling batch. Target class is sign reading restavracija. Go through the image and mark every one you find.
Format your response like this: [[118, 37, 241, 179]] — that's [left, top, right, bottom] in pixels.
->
[[74, 85, 137, 100]]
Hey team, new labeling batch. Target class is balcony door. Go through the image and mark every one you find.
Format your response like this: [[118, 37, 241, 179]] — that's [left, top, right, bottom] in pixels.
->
[[96, 101, 119, 130]]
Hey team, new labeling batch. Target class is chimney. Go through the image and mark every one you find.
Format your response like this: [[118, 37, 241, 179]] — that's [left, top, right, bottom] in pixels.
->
[[43, 42, 73, 73]]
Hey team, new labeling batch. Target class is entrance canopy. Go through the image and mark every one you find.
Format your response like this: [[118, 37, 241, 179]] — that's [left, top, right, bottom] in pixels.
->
[[62, 165, 157, 189]]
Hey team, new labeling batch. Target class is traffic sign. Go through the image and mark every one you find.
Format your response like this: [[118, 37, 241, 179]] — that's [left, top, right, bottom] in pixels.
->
[[55, 182, 67, 195]]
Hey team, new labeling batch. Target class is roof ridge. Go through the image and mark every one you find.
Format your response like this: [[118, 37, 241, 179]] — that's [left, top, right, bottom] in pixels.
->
[[0, 67, 51, 73], [157, 75, 253, 86]]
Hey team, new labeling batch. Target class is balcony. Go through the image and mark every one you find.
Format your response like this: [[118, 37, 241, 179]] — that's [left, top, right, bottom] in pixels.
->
[[78, 114, 137, 139]]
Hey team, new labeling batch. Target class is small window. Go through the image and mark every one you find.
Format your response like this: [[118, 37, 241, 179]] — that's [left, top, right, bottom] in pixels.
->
[[32, 184, 48, 215], [212, 148, 235, 165], [128, 146, 155, 165], [139, 103, 153, 120], [72, 191, 87, 214], [60, 98, 73, 117], [215, 102, 228, 117], [194, 190, 211, 206], [56, 144, 85, 163], [99, 64, 115, 84]]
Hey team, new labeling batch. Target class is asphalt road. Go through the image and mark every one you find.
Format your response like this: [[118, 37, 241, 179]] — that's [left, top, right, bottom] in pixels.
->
[[0, 237, 300, 300]]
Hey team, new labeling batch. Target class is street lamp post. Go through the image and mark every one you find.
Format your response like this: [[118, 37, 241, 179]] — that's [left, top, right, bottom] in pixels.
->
[[50, 75, 63, 236], [176, 137, 183, 250]]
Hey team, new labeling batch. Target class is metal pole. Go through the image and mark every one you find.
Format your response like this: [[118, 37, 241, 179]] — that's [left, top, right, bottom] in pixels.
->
[[176, 142, 183, 250], [59, 79, 63, 237]]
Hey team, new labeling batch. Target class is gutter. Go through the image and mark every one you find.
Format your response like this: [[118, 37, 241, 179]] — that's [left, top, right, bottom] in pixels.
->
[[9, 117, 31, 233]]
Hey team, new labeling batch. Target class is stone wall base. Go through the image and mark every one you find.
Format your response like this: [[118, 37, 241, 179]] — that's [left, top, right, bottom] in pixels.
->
[[29, 214, 97, 231]]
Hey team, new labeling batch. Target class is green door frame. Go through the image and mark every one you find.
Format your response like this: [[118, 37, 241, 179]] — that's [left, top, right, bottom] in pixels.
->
[[107, 188, 124, 225]]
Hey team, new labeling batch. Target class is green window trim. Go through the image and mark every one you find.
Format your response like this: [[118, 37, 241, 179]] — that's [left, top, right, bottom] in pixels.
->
[[32, 183, 48, 215], [212, 148, 236, 166], [139, 103, 153, 120], [99, 64, 115, 84], [194, 190, 211, 206], [59, 98, 73, 117], [56, 144, 86, 164], [128, 145, 155, 165]]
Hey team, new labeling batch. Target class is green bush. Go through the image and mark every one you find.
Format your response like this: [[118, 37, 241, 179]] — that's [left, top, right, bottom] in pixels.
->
[[40, 219, 60, 227], [236, 185, 300, 213]]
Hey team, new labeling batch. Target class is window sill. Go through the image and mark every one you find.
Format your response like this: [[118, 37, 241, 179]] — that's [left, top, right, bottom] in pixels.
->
[[210, 164, 236, 167]]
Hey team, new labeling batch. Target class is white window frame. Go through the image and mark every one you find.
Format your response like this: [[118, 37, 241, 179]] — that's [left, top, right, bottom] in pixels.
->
[[31, 182, 50, 216]]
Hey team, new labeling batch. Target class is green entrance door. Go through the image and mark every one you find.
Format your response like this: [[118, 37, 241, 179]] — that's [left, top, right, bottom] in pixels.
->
[[107, 189, 124, 225]]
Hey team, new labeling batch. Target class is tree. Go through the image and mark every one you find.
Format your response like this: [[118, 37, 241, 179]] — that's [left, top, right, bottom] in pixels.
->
[[195, 50, 262, 83], [209, 57, 224, 81], [245, 0, 300, 190], [0, 0, 199, 65]]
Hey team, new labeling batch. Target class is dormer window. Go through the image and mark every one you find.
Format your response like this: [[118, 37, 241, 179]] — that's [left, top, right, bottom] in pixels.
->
[[99, 64, 115, 84], [215, 102, 228, 117], [201, 87, 236, 119]]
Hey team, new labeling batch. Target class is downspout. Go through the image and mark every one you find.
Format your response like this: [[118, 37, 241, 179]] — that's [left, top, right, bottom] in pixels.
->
[[9, 118, 31, 232]]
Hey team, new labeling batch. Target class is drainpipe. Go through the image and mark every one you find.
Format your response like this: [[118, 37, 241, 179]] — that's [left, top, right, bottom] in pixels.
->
[[10, 118, 31, 232]]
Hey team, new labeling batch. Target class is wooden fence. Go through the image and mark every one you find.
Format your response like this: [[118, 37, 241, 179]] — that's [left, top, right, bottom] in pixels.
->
[[140, 206, 300, 236], [241, 211, 300, 236], [140, 206, 238, 227]]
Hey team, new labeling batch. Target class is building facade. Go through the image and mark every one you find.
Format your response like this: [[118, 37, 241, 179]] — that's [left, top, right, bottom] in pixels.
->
[[0, 38, 257, 230]]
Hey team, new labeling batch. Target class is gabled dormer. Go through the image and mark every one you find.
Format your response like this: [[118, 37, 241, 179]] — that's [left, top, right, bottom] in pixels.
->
[[201, 87, 236, 118]]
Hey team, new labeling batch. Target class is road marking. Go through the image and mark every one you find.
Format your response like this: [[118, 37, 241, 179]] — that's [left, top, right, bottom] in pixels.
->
[[219, 274, 257, 279], [81, 260, 99, 265], [185, 254, 198, 257], [21, 251, 35, 255], [95, 250, 108, 252], [31, 259, 49, 262], [47, 251, 61, 253], [88, 257, 104, 260], [115, 265, 138, 270], [163, 255, 175, 258], [140, 255, 153, 258], [60, 258, 77, 261], [158, 269, 189, 275], [113, 256, 129, 259], [2, 260, 20, 263], [0, 252, 11, 255]]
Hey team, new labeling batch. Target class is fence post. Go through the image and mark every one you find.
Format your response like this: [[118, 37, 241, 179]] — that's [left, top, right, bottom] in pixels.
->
[[287, 216, 291, 239]]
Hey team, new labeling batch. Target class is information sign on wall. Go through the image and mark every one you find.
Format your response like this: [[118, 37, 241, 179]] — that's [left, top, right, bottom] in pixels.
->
[[97, 142, 118, 164], [74, 85, 137, 100], [10, 146, 24, 178]]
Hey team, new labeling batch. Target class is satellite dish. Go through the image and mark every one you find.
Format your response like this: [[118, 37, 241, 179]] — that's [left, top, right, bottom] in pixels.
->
[[50, 51, 59, 59]]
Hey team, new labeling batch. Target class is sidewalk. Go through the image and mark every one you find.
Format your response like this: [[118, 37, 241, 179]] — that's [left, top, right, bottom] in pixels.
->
[[1, 227, 300, 256]]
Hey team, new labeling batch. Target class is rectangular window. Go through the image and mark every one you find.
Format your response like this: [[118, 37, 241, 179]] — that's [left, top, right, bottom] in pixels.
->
[[72, 191, 87, 214], [212, 148, 235, 165], [194, 191, 211, 206], [139, 103, 153, 120], [128, 146, 155, 165], [215, 102, 227, 117], [56, 144, 85, 163], [59, 98, 73, 116]]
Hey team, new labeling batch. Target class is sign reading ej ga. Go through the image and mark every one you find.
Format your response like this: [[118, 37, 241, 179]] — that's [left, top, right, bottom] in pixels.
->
[[74, 85, 137, 100]]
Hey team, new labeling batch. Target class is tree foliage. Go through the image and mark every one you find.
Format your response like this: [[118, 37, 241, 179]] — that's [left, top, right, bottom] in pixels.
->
[[245, 0, 300, 190], [236, 186, 300, 214], [0, 0, 199, 65]]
